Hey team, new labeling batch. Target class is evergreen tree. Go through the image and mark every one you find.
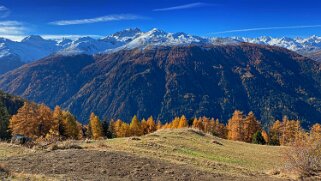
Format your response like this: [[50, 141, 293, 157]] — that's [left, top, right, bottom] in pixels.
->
[[0, 102, 10, 140], [188, 118, 194, 127], [269, 120, 282, 145], [62, 111, 79, 139], [101, 117, 109, 137], [252, 131, 266, 145], [107, 119, 115, 138]]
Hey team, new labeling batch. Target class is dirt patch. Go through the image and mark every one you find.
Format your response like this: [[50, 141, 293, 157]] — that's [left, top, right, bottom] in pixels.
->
[[0, 164, 10, 179], [2, 149, 281, 181]]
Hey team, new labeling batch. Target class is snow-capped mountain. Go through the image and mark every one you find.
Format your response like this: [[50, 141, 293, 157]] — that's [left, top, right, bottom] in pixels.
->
[[116, 28, 208, 50], [0, 35, 59, 63], [1, 28, 321, 74], [235, 36, 321, 53]]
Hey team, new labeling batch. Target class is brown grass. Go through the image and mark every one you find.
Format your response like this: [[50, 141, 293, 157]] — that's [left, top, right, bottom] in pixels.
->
[[1, 129, 289, 180], [81, 128, 288, 178]]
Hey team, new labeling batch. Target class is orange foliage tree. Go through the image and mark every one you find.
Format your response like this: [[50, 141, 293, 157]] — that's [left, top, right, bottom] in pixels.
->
[[9, 102, 53, 139], [227, 110, 244, 141]]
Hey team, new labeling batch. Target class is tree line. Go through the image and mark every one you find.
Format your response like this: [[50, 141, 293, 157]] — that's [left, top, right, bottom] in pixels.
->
[[1, 102, 321, 146]]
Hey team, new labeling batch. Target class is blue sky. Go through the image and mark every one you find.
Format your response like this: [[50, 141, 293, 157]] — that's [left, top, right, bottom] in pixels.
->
[[1, 0, 321, 40]]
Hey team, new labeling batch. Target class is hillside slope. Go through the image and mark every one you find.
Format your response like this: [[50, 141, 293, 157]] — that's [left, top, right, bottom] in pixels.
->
[[304, 50, 321, 62], [1, 129, 286, 180], [0, 44, 320, 126], [0, 90, 24, 116]]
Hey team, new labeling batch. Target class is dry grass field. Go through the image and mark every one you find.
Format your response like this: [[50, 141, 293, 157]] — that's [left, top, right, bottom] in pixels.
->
[[0, 129, 290, 180]]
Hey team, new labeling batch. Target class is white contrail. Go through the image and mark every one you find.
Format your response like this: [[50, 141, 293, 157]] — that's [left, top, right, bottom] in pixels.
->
[[209, 25, 321, 35], [153, 2, 211, 11], [50, 14, 145, 26]]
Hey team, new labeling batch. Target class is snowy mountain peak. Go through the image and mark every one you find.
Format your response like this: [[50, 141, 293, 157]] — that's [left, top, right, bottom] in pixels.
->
[[1, 28, 321, 72], [112, 28, 142, 38], [146, 28, 167, 36], [21, 35, 46, 43]]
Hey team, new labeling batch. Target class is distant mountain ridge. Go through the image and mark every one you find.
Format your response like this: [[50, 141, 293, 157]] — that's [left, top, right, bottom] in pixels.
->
[[235, 36, 321, 54], [0, 28, 321, 74], [1, 43, 320, 127]]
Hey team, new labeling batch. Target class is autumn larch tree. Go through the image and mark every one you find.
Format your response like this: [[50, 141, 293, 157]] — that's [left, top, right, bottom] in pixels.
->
[[243, 112, 261, 143], [141, 118, 148, 134], [46, 105, 63, 140], [261, 130, 269, 144], [212, 119, 227, 139], [192, 118, 203, 131], [178, 115, 188, 128], [227, 110, 244, 141], [9, 102, 53, 139], [311, 123, 321, 140], [156, 120, 162, 130], [113, 119, 123, 137], [129, 115, 143, 136], [121, 122, 130, 137], [270, 117, 304, 146], [88, 112, 103, 140], [147, 116, 156, 133], [171, 117, 180, 129], [202, 117, 210, 133], [114, 119, 130, 137]]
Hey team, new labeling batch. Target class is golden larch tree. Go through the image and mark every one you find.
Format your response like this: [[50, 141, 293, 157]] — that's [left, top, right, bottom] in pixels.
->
[[88, 112, 103, 139], [141, 118, 148, 134], [156, 120, 162, 130], [192, 118, 203, 131], [46, 105, 63, 140], [178, 115, 188, 128], [10, 102, 53, 139], [243, 111, 261, 142], [311, 123, 321, 140], [129, 115, 143, 136], [261, 130, 269, 144], [227, 110, 244, 141], [171, 117, 180, 128], [146, 116, 156, 133]]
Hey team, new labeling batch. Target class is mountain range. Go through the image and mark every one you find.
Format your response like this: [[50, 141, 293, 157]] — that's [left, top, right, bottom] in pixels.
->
[[0, 43, 320, 127], [1, 28, 321, 74]]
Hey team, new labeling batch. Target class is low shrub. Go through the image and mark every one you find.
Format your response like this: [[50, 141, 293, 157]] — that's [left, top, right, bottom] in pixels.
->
[[285, 138, 321, 178]]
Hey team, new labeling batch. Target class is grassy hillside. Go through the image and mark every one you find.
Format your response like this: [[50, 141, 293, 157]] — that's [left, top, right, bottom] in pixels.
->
[[1, 129, 288, 180], [84, 128, 287, 175]]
